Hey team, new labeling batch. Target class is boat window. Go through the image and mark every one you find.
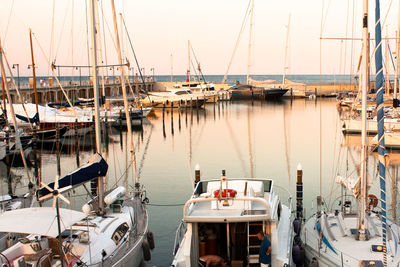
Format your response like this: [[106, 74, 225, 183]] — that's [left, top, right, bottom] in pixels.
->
[[111, 223, 129, 245], [263, 181, 272, 192], [175, 91, 188, 95]]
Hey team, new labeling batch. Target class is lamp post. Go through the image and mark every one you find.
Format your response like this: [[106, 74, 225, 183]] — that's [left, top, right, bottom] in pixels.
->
[[76, 67, 82, 86], [141, 68, 145, 81], [12, 64, 20, 90], [116, 67, 119, 83], [27, 64, 37, 87], [150, 68, 155, 81]]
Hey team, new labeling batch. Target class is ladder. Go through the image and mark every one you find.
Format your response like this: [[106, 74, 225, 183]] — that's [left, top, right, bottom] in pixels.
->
[[247, 221, 265, 267]]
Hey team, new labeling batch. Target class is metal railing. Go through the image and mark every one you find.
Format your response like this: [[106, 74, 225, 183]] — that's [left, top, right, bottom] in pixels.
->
[[172, 220, 186, 256]]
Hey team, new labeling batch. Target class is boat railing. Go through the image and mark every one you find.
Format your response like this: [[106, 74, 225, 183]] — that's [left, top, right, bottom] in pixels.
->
[[172, 220, 186, 256], [183, 196, 270, 220], [273, 184, 293, 211]]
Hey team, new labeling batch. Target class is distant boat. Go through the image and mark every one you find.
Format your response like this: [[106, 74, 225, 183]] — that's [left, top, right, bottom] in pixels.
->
[[229, 83, 288, 100], [144, 88, 207, 108]]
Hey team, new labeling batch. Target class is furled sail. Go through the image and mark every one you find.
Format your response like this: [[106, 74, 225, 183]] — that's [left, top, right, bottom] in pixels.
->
[[37, 153, 108, 197]]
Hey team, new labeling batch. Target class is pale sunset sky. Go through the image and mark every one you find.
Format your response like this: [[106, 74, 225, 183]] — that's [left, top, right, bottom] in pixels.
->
[[0, 0, 398, 76]]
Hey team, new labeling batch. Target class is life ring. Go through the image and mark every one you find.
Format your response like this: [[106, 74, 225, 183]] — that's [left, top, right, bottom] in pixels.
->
[[213, 189, 237, 198], [368, 194, 378, 208]]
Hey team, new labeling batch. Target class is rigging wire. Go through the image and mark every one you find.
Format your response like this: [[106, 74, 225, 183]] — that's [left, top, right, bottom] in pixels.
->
[[2, 0, 15, 44], [54, 1, 71, 63], [222, 0, 252, 83], [32, 32, 77, 117]]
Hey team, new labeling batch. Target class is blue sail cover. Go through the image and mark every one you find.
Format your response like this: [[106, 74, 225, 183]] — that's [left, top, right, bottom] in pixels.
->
[[15, 113, 39, 123], [374, 0, 387, 265], [37, 153, 108, 197]]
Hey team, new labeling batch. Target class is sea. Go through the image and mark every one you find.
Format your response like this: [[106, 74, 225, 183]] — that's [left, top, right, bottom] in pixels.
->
[[0, 76, 395, 266], [12, 74, 358, 88]]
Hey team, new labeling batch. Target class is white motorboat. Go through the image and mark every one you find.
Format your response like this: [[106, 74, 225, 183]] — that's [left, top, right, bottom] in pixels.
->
[[144, 88, 208, 108], [172, 171, 294, 267]]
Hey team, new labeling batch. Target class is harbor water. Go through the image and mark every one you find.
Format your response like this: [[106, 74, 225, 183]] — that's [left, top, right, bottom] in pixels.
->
[[0, 97, 395, 266]]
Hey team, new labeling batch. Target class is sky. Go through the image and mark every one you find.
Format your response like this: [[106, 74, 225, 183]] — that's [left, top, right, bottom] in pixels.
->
[[0, 0, 399, 76]]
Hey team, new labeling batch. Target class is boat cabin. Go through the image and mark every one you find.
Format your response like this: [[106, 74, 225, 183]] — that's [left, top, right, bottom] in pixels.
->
[[172, 178, 293, 267]]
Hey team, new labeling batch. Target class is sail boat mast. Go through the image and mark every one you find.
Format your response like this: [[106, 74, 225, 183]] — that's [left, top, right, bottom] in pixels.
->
[[89, 0, 104, 213], [357, 0, 369, 241], [187, 40, 191, 83], [247, 0, 254, 84], [110, 0, 138, 185], [282, 14, 291, 87], [29, 29, 39, 122]]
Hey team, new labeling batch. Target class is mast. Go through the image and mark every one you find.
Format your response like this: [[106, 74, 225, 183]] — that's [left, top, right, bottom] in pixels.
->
[[395, 29, 399, 100], [29, 29, 39, 122], [282, 14, 291, 87], [385, 26, 390, 96], [170, 53, 173, 82], [396, 0, 400, 100], [357, 0, 369, 241], [89, 0, 104, 214], [110, 0, 138, 185], [374, 0, 388, 264], [187, 40, 190, 83], [247, 0, 255, 84]]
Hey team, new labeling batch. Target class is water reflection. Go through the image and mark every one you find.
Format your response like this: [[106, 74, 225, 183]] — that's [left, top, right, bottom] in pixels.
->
[[1, 98, 400, 265]]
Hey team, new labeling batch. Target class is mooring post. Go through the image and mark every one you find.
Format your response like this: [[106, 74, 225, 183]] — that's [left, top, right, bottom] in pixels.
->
[[297, 163, 303, 221]]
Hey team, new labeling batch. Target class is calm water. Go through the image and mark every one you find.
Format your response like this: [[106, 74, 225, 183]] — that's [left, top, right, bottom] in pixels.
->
[[0, 98, 397, 266], [14, 74, 358, 88]]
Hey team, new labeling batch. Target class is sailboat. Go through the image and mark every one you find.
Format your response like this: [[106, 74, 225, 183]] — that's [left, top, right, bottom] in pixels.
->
[[300, 0, 400, 266], [225, 0, 288, 100], [0, 1, 152, 266]]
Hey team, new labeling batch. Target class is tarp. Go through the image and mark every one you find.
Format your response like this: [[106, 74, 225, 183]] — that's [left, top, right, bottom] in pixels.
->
[[0, 207, 86, 237], [37, 153, 108, 197]]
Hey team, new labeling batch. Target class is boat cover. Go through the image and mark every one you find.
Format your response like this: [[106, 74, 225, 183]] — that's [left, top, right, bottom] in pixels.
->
[[15, 112, 39, 123], [38, 153, 108, 197], [0, 207, 86, 237]]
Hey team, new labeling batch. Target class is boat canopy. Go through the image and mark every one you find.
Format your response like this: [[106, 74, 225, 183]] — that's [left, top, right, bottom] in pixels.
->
[[38, 153, 108, 197], [0, 207, 86, 237]]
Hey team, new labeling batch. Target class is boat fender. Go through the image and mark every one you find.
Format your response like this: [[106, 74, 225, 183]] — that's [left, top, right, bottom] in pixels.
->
[[293, 218, 300, 235], [292, 244, 302, 265], [213, 189, 237, 198], [309, 257, 319, 267], [142, 239, 151, 261], [147, 231, 155, 250]]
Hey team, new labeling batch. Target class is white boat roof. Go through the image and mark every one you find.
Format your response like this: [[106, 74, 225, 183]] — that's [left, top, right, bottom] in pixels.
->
[[183, 178, 275, 222], [0, 207, 86, 238]]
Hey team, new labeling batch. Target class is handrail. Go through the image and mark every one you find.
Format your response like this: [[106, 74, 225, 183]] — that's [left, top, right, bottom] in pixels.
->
[[183, 196, 270, 219], [173, 220, 186, 256]]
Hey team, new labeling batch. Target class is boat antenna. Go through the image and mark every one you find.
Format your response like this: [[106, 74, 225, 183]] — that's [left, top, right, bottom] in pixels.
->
[[374, 0, 387, 264]]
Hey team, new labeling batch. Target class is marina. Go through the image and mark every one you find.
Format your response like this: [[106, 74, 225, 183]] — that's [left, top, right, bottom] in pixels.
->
[[2, 0, 400, 266]]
